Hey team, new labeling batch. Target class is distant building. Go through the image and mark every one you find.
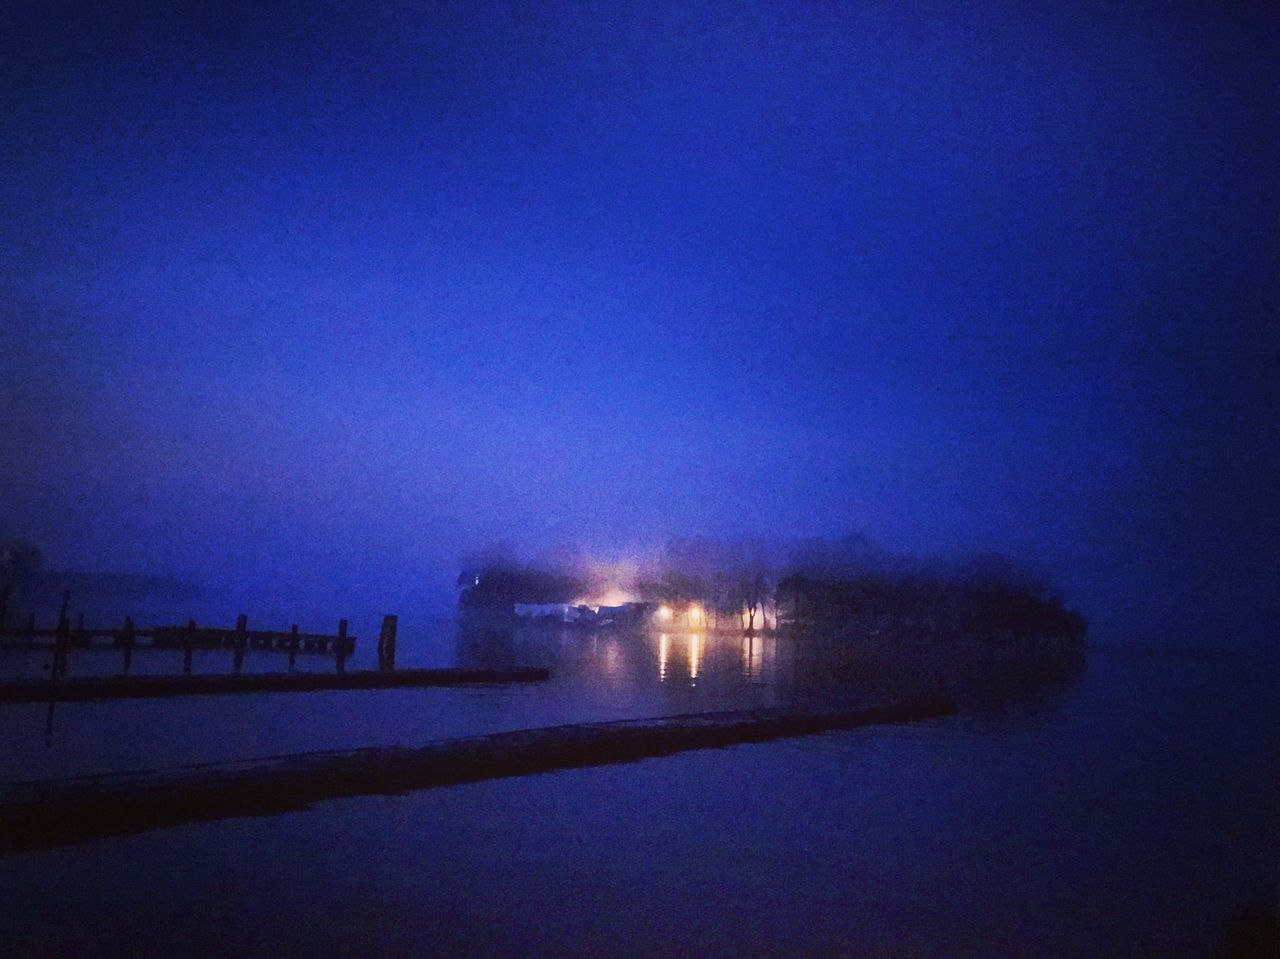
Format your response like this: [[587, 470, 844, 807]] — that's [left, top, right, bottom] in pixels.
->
[[514, 603, 576, 622], [512, 601, 655, 627]]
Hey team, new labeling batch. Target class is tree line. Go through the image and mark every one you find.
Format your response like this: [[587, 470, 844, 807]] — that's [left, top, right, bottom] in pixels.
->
[[457, 534, 1085, 639]]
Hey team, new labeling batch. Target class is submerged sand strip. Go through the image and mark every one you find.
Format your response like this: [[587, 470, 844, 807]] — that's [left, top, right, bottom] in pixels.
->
[[0, 702, 955, 853]]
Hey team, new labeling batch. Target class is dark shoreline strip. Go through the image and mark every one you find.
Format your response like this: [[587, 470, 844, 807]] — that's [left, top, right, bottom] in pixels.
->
[[0, 702, 955, 853], [0, 667, 551, 704]]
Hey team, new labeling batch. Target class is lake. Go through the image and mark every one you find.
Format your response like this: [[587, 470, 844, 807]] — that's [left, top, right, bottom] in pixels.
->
[[0, 620, 1275, 957]]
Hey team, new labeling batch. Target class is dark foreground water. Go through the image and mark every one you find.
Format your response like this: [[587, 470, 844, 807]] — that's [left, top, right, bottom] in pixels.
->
[[0, 623, 1275, 958]]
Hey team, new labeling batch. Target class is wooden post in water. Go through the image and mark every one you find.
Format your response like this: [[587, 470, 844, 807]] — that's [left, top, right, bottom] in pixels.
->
[[120, 616, 136, 674], [335, 619, 348, 673], [233, 615, 248, 674], [54, 600, 71, 680], [377, 614, 398, 672], [53, 591, 72, 677], [184, 619, 196, 675], [288, 624, 299, 671]]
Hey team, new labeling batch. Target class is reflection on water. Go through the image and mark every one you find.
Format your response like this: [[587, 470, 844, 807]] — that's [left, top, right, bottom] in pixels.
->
[[0, 644, 1269, 959], [455, 611, 1085, 713], [460, 616, 793, 694], [0, 612, 1086, 778], [742, 633, 767, 683]]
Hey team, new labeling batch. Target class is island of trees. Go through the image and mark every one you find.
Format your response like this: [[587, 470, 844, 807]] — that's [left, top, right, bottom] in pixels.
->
[[456, 534, 1086, 657]]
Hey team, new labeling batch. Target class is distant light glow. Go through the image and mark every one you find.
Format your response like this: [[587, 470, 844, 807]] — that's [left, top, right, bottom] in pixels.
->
[[595, 588, 635, 608], [658, 633, 668, 682], [687, 604, 703, 625], [689, 633, 701, 680], [656, 604, 673, 621], [573, 588, 636, 610]]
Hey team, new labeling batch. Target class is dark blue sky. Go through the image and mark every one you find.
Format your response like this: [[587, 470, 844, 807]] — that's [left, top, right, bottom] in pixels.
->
[[2, 1, 1275, 637]]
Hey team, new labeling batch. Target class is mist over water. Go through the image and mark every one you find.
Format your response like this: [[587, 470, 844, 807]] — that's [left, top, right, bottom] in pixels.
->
[[2, 1, 1276, 649], [1, 2, 1276, 956]]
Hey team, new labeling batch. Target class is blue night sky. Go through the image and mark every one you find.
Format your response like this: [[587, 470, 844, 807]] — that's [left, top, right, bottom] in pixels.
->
[[2, 1, 1276, 637]]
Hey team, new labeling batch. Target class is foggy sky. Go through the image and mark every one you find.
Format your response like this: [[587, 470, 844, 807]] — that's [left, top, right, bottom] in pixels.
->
[[2, 1, 1276, 641]]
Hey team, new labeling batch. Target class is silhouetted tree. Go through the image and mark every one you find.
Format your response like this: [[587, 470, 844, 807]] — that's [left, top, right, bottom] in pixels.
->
[[0, 540, 42, 579], [457, 562, 586, 609]]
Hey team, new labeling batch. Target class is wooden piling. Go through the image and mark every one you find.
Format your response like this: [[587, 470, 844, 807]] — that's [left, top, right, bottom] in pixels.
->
[[288, 624, 299, 670], [233, 614, 248, 674], [53, 608, 70, 680], [335, 619, 348, 673], [377, 614, 398, 672], [120, 616, 136, 674], [184, 619, 196, 675]]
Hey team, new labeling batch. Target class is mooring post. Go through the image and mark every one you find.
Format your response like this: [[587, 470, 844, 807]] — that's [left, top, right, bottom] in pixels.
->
[[288, 624, 299, 670], [184, 619, 196, 675], [121, 616, 136, 674], [52, 590, 72, 677], [335, 619, 348, 673], [53, 610, 70, 680], [378, 614, 398, 672], [56, 586, 71, 660], [233, 614, 248, 674]]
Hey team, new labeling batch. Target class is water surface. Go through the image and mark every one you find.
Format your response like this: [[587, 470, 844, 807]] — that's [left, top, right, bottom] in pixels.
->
[[0, 623, 1274, 957]]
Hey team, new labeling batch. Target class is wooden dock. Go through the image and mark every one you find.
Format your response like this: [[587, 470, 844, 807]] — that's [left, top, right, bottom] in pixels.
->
[[0, 621, 355, 657], [0, 666, 551, 704], [0, 602, 389, 676], [0, 701, 956, 853]]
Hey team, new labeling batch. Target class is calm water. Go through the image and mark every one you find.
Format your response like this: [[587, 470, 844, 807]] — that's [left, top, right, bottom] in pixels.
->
[[0, 621, 1275, 957]]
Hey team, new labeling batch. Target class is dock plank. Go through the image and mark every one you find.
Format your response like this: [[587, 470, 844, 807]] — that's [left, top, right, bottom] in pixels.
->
[[0, 667, 550, 704]]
